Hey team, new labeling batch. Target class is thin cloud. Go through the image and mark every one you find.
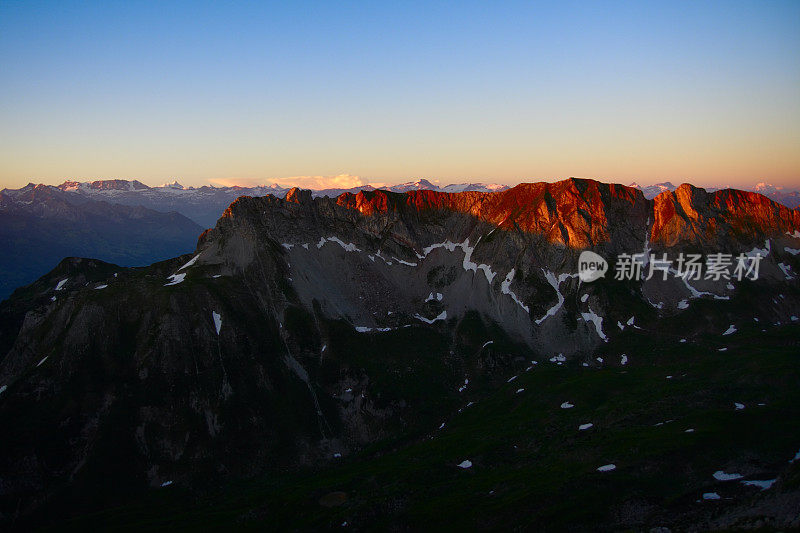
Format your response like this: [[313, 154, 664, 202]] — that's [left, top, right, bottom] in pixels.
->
[[208, 174, 368, 190], [207, 177, 265, 188]]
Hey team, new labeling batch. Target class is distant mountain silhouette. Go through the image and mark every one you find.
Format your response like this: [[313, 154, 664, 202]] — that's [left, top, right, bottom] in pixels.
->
[[0, 184, 202, 300]]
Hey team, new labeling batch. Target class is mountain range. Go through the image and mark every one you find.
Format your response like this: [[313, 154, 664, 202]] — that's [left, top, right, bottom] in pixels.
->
[[629, 181, 800, 208], [49, 178, 800, 226], [1, 178, 798, 530], [53, 178, 510, 228], [0, 184, 202, 301]]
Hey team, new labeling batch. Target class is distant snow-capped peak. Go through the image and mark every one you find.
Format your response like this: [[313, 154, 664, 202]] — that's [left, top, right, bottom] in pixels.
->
[[381, 179, 439, 192], [160, 180, 186, 190], [381, 179, 509, 194], [628, 181, 677, 199]]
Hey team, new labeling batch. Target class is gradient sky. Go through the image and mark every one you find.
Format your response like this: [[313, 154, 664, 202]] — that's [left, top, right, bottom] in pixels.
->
[[1, 0, 799, 190]]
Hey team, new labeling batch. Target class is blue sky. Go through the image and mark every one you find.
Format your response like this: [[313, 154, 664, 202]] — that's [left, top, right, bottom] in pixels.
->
[[1, 1, 798, 189]]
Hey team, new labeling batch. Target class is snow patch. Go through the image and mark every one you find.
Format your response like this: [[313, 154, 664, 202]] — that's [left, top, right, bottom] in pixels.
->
[[324, 236, 361, 252], [422, 239, 495, 283], [580, 307, 608, 341], [714, 470, 743, 481], [36, 356, 48, 367], [677, 299, 689, 309], [355, 326, 394, 333], [94, 284, 107, 290], [457, 460, 472, 469], [560, 402, 574, 409], [536, 271, 577, 324], [703, 492, 720, 500], [723, 325, 736, 335], [414, 311, 447, 324], [672, 268, 730, 301], [741, 479, 776, 490], [734, 402, 745, 410], [745, 239, 771, 259], [501, 269, 529, 313], [212, 311, 222, 335], [620, 354, 628, 365], [393, 257, 418, 267], [579, 423, 593, 430], [164, 273, 186, 286], [55, 278, 68, 291], [581, 294, 589, 303], [597, 464, 616, 472], [178, 254, 200, 271], [778, 262, 794, 280], [425, 292, 443, 302]]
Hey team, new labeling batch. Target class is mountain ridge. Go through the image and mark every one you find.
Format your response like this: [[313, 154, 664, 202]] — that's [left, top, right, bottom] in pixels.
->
[[0, 184, 202, 300], [216, 178, 798, 249], [6, 178, 797, 230], [630, 180, 800, 209], [10, 179, 505, 227]]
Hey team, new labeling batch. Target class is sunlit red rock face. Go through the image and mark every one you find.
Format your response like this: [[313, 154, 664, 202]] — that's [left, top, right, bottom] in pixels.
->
[[212, 178, 798, 255], [651, 184, 800, 248], [333, 178, 797, 249], [335, 178, 650, 248]]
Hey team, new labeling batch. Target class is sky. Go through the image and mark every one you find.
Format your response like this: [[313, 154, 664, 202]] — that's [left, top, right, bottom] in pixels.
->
[[1, 1, 799, 190]]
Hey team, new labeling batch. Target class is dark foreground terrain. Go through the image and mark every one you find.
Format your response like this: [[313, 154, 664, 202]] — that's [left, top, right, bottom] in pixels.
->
[[35, 326, 800, 531]]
